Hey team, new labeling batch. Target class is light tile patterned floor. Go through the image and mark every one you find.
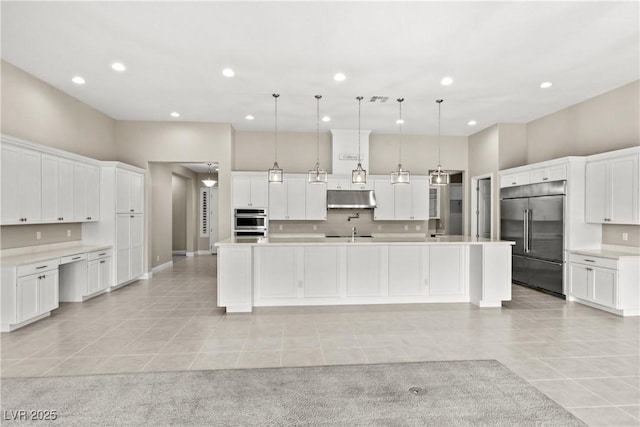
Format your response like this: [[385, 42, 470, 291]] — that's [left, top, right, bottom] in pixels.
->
[[1, 255, 638, 426]]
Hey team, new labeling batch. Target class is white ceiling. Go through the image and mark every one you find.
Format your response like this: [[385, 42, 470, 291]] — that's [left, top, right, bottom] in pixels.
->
[[180, 163, 219, 174], [2, 1, 638, 136]]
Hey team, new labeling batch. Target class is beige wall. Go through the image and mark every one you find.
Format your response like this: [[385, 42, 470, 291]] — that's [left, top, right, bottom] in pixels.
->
[[1, 60, 117, 160], [0, 224, 82, 250], [498, 124, 528, 170], [527, 81, 640, 163], [172, 175, 187, 252], [468, 125, 499, 237]]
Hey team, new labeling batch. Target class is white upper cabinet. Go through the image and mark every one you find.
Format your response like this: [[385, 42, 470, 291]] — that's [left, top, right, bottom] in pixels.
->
[[74, 162, 100, 222], [529, 164, 567, 183], [500, 171, 530, 188], [1, 144, 42, 225], [305, 182, 327, 220], [328, 175, 373, 190], [42, 155, 74, 223], [373, 177, 429, 221], [585, 148, 639, 225], [232, 173, 268, 208], [269, 177, 306, 220], [429, 187, 441, 219], [116, 168, 144, 214]]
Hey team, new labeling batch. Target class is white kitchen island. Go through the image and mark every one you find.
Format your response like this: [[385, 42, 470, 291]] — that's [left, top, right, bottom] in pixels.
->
[[215, 236, 514, 313]]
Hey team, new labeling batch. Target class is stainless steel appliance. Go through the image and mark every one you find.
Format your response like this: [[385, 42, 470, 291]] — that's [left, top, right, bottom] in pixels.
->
[[327, 190, 377, 209], [234, 208, 267, 240], [500, 181, 565, 296]]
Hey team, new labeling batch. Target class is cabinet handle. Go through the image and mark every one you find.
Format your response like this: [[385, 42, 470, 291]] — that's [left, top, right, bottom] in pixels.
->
[[130, 209, 134, 212], [511, 182, 516, 185], [98, 253, 107, 256], [100, 260, 106, 264], [72, 256, 82, 260], [586, 267, 593, 271], [130, 215, 134, 218], [542, 177, 548, 181], [36, 265, 48, 270], [583, 259, 595, 263], [86, 217, 92, 220]]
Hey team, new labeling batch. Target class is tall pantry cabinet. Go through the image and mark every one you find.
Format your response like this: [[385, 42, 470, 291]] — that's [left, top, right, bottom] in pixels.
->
[[83, 163, 146, 289]]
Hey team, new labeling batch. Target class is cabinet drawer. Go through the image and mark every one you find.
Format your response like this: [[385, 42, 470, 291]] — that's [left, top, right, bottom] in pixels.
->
[[60, 253, 87, 264], [88, 249, 113, 261], [17, 259, 60, 277], [569, 253, 618, 270]]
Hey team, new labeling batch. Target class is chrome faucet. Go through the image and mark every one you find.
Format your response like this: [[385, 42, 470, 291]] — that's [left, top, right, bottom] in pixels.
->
[[351, 226, 357, 242]]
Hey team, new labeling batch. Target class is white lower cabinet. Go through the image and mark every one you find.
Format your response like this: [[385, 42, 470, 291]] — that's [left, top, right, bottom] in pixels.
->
[[569, 252, 639, 316], [116, 214, 143, 286], [388, 246, 426, 296], [347, 246, 382, 297], [303, 246, 339, 297], [428, 245, 465, 297], [2, 259, 59, 332], [217, 245, 253, 312], [87, 251, 112, 296], [257, 246, 299, 299]]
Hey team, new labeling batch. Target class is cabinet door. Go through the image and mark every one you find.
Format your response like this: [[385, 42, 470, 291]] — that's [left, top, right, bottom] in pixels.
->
[[85, 165, 100, 221], [1, 144, 21, 224], [305, 183, 327, 220], [327, 177, 350, 190], [609, 157, 638, 224], [58, 158, 75, 222], [41, 154, 60, 223], [99, 257, 113, 291], [38, 271, 59, 313], [569, 263, 591, 300], [351, 181, 374, 191], [346, 246, 381, 296], [374, 179, 395, 220], [411, 181, 430, 220], [116, 215, 131, 284], [394, 183, 412, 220], [388, 246, 424, 296], [16, 275, 39, 323], [19, 149, 42, 223], [232, 176, 252, 208], [428, 246, 464, 296], [593, 267, 617, 308], [87, 260, 100, 295], [585, 161, 607, 223], [286, 179, 306, 220], [429, 187, 441, 219], [303, 246, 339, 297], [268, 182, 287, 220], [116, 169, 131, 213], [129, 172, 144, 213], [250, 175, 268, 208], [73, 163, 89, 221], [130, 215, 144, 279], [259, 247, 298, 298]]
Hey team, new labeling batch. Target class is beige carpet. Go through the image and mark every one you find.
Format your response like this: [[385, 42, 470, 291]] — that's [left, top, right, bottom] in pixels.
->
[[1, 360, 584, 426]]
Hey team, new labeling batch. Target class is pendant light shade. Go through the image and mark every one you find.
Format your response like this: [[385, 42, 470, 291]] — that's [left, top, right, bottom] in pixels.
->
[[201, 162, 217, 187], [429, 99, 450, 186], [308, 95, 328, 184], [391, 97, 410, 184], [352, 96, 367, 184], [268, 93, 283, 183]]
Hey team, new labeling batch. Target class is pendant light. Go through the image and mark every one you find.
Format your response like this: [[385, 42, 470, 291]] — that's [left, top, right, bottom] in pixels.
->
[[308, 95, 328, 184], [268, 93, 283, 183], [201, 162, 217, 187], [352, 96, 367, 184], [391, 98, 410, 184], [429, 99, 450, 186]]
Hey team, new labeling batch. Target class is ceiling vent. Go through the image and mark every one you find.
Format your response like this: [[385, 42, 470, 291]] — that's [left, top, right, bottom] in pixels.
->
[[369, 96, 389, 103]]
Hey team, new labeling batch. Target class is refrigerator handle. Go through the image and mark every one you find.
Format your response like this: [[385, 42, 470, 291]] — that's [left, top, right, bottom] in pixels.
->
[[527, 209, 532, 253], [523, 209, 528, 253]]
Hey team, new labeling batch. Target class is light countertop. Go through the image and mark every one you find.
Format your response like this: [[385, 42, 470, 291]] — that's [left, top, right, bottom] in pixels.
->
[[570, 245, 640, 260], [1, 242, 112, 266], [216, 235, 514, 246]]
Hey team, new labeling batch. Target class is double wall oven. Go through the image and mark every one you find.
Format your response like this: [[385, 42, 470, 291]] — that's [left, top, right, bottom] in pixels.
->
[[234, 208, 268, 241]]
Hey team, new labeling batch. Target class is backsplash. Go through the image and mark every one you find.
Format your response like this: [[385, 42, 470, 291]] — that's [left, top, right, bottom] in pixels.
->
[[602, 224, 640, 247], [270, 209, 445, 237], [0, 223, 82, 250]]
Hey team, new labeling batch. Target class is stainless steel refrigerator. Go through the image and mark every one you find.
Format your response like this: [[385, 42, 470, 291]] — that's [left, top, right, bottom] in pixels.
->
[[500, 181, 565, 296]]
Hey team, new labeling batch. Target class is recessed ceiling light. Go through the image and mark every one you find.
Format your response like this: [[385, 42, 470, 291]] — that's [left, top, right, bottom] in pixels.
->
[[222, 68, 235, 77], [396, 119, 404, 124], [334, 73, 346, 82], [322, 116, 331, 122], [245, 115, 254, 120], [468, 120, 477, 126], [540, 81, 553, 89], [71, 76, 85, 85], [440, 77, 453, 86], [170, 112, 180, 118], [111, 62, 126, 72]]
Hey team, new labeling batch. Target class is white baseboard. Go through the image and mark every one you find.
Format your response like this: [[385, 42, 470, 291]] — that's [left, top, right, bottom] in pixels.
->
[[172, 250, 186, 255], [141, 272, 152, 279], [151, 260, 173, 273], [196, 250, 214, 255], [186, 251, 195, 257]]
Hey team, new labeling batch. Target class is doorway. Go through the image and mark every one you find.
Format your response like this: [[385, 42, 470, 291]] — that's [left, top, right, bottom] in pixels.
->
[[471, 174, 493, 239], [171, 174, 188, 258]]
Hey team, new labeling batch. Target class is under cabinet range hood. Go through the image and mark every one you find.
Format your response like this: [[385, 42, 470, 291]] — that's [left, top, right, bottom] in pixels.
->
[[327, 190, 377, 209]]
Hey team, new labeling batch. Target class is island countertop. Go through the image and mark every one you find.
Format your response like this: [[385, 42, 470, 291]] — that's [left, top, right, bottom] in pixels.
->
[[216, 235, 515, 246]]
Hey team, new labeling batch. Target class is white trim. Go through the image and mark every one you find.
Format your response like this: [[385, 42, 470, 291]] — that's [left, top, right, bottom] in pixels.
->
[[196, 250, 213, 255], [186, 252, 195, 257], [172, 250, 187, 255], [141, 272, 152, 279], [470, 173, 494, 240], [151, 260, 173, 273]]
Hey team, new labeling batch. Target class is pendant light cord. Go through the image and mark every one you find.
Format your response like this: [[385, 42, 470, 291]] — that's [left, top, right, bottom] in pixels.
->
[[436, 99, 443, 166], [273, 93, 280, 163], [356, 96, 363, 162], [397, 98, 404, 166], [315, 95, 321, 165]]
